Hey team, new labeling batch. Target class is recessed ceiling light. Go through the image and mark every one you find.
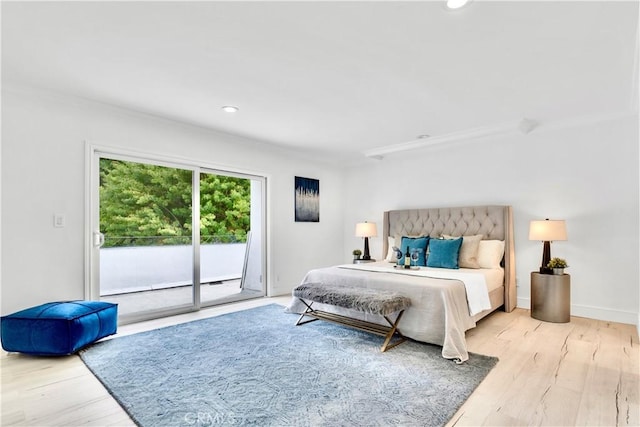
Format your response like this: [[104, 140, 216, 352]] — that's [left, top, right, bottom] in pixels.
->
[[446, 0, 471, 10], [221, 105, 239, 113]]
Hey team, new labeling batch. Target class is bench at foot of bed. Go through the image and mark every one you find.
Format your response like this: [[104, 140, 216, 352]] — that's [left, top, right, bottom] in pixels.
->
[[292, 283, 412, 352]]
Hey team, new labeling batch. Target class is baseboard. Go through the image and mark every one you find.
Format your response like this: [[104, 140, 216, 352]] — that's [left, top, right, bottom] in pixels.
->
[[517, 297, 638, 326]]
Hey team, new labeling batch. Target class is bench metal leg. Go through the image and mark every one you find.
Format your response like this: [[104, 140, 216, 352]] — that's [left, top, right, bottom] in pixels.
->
[[380, 310, 407, 352], [294, 297, 408, 352], [295, 299, 318, 326]]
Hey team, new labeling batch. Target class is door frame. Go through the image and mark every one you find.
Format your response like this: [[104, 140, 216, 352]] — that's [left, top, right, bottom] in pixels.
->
[[84, 141, 268, 318]]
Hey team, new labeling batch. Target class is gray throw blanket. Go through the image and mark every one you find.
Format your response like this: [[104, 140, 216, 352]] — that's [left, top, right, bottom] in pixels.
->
[[293, 283, 411, 316]]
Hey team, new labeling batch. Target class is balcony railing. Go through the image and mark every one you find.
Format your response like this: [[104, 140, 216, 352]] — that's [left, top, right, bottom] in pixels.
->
[[100, 236, 246, 296]]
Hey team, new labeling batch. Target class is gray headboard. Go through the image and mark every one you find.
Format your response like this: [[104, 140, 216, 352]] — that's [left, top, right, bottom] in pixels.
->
[[382, 205, 516, 312]]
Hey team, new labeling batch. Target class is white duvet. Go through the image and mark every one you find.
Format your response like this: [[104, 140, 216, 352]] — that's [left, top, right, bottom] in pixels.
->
[[339, 263, 492, 316]]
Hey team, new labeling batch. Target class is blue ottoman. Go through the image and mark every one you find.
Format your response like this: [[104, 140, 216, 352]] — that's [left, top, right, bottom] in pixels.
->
[[1, 301, 118, 355]]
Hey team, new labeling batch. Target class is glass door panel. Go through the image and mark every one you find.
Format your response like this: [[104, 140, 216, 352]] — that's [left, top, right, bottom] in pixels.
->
[[98, 158, 194, 319], [199, 171, 265, 306]]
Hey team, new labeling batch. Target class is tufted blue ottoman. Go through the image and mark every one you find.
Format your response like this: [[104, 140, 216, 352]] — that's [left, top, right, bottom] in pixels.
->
[[1, 301, 118, 355]]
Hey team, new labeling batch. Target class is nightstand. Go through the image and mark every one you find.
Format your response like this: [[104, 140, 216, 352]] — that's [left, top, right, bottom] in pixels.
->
[[530, 272, 570, 323], [353, 259, 375, 264]]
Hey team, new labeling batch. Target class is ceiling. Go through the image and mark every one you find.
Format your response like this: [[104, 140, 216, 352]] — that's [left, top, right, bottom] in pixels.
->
[[2, 1, 638, 165]]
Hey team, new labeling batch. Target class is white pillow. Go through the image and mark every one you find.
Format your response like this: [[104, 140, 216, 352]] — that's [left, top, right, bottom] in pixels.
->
[[442, 234, 482, 269], [385, 236, 396, 262], [477, 240, 505, 268]]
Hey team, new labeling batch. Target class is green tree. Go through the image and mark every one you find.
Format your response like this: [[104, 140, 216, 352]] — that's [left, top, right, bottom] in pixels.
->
[[200, 173, 251, 244], [100, 159, 250, 247]]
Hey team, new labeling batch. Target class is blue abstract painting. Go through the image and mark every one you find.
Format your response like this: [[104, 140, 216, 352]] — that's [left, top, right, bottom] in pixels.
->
[[295, 176, 319, 222]]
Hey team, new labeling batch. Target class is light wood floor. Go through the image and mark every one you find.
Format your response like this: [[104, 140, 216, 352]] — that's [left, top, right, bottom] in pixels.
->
[[2, 296, 638, 426]]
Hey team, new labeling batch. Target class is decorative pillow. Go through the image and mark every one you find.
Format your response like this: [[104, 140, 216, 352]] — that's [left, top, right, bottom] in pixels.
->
[[477, 240, 505, 268], [442, 234, 482, 269], [427, 237, 463, 269], [397, 236, 429, 266]]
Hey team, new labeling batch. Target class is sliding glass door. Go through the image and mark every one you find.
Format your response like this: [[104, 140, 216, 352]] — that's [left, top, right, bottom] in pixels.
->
[[87, 147, 266, 323]]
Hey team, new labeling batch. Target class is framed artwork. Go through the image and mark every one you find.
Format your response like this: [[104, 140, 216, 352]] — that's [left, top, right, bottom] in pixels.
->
[[294, 176, 319, 222]]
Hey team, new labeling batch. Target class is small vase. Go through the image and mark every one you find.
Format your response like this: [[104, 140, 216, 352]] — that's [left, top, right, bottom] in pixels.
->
[[553, 268, 564, 275]]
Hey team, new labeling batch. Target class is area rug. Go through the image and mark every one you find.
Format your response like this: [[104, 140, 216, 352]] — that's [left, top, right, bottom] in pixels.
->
[[80, 304, 497, 426]]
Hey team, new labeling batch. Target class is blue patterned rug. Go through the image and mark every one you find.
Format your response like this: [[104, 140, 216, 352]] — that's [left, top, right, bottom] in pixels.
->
[[80, 304, 497, 426]]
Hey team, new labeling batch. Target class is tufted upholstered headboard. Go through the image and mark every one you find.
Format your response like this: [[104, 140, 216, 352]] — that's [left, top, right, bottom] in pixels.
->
[[382, 205, 516, 312]]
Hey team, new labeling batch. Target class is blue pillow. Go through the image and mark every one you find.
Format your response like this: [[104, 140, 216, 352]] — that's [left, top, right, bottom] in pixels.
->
[[427, 237, 463, 269], [397, 236, 429, 266]]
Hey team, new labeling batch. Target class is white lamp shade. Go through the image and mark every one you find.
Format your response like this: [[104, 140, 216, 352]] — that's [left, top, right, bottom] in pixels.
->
[[355, 222, 377, 238], [529, 220, 567, 241]]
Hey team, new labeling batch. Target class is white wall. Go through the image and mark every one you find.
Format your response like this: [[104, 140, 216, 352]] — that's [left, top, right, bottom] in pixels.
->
[[343, 116, 639, 325], [1, 86, 345, 314]]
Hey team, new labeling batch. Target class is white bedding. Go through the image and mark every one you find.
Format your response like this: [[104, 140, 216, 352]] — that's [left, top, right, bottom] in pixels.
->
[[338, 263, 494, 316], [286, 261, 504, 362]]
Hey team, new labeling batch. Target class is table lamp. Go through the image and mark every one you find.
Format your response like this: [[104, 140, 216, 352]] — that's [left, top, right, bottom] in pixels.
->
[[355, 222, 377, 261], [529, 219, 567, 274]]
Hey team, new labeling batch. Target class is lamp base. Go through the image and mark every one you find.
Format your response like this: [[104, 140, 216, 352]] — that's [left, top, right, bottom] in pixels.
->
[[362, 237, 371, 260], [539, 240, 552, 275]]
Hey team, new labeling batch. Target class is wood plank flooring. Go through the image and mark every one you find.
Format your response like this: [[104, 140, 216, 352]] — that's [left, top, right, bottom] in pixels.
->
[[2, 297, 638, 426]]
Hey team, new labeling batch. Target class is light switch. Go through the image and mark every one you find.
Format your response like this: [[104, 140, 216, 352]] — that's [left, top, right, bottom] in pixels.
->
[[54, 214, 66, 228]]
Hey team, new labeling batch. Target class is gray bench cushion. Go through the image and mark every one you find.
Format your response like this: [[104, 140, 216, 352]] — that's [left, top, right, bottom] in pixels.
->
[[293, 283, 411, 316]]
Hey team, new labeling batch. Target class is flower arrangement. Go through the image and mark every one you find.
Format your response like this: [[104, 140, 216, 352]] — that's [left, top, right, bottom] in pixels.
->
[[352, 249, 362, 258], [547, 257, 568, 269]]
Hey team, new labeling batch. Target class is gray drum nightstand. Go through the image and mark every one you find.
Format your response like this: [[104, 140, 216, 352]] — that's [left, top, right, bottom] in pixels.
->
[[531, 272, 570, 323]]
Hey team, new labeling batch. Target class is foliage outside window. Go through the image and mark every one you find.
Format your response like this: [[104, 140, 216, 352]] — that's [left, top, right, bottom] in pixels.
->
[[100, 159, 250, 247]]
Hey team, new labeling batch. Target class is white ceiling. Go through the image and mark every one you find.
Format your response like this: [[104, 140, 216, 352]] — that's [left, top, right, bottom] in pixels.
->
[[2, 1, 638, 164]]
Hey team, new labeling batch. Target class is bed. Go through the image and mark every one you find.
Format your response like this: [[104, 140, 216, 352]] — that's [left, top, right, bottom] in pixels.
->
[[286, 205, 516, 362]]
